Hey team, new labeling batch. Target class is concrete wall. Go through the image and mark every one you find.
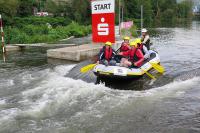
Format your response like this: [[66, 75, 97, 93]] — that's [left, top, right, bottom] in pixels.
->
[[47, 44, 102, 61]]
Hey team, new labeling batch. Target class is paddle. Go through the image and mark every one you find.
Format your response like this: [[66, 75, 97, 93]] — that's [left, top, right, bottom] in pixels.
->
[[80, 64, 97, 73], [150, 62, 165, 74], [140, 68, 156, 80]]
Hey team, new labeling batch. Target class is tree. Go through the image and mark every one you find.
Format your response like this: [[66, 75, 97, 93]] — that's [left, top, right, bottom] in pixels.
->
[[17, 0, 35, 17], [122, 0, 153, 27], [70, 0, 91, 24], [0, 0, 19, 25], [44, 0, 59, 15], [0, 0, 19, 16], [177, 0, 193, 18]]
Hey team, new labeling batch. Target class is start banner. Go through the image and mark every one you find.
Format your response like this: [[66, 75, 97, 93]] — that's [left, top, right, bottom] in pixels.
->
[[91, 0, 115, 43]]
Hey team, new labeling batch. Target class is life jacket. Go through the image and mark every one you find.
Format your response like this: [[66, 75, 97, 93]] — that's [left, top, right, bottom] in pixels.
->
[[138, 43, 145, 55], [120, 42, 130, 52], [145, 39, 150, 50], [142, 35, 150, 50], [129, 48, 139, 62], [103, 46, 113, 61], [138, 43, 143, 50]]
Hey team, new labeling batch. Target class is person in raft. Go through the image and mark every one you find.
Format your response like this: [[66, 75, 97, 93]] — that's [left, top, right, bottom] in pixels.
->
[[114, 36, 131, 63], [141, 28, 151, 50], [119, 36, 131, 52], [97, 41, 117, 66], [134, 38, 150, 59], [119, 41, 144, 68]]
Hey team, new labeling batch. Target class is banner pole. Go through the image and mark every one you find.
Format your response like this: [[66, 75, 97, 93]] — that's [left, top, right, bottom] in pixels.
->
[[118, 0, 121, 35]]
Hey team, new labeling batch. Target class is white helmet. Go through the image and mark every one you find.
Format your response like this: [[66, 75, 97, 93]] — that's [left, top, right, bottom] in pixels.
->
[[142, 28, 148, 33]]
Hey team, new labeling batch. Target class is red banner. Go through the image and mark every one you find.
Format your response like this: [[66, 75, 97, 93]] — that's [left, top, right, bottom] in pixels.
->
[[91, 0, 115, 43]]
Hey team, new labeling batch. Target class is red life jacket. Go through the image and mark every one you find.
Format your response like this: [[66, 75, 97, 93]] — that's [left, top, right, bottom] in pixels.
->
[[138, 43, 143, 50], [121, 47, 144, 67], [120, 42, 130, 52], [138, 43, 145, 54], [129, 48, 138, 62], [104, 47, 113, 61]]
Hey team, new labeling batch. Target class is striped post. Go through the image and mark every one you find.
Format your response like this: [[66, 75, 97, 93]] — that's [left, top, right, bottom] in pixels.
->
[[0, 14, 6, 53]]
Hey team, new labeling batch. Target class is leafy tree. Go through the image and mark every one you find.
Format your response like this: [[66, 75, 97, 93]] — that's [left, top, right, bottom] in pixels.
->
[[177, 0, 193, 18], [44, 0, 59, 16], [0, 0, 19, 24], [0, 0, 19, 16], [70, 0, 91, 24], [122, 0, 153, 27], [17, 0, 35, 17]]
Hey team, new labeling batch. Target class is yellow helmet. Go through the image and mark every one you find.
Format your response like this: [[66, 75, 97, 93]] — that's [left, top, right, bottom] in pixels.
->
[[105, 41, 112, 46], [123, 36, 130, 40], [135, 38, 142, 44], [130, 41, 137, 47]]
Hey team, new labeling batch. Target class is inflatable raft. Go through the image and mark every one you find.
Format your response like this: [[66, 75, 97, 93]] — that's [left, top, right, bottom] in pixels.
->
[[93, 50, 160, 79]]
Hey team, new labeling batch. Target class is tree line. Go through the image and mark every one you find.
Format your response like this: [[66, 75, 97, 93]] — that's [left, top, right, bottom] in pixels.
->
[[122, 0, 193, 26], [0, 0, 193, 27]]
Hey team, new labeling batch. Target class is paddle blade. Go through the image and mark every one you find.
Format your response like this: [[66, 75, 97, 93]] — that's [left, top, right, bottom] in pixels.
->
[[81, 64, 96, 73], [150, 63, 165, 74], [141, 68, 156, 80]]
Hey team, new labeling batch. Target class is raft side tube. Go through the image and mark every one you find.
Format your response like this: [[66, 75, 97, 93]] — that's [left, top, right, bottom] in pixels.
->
[[93, 50, 160, 78]]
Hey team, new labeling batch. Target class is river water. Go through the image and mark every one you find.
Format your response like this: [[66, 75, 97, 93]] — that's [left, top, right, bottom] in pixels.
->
[[0, 21, 200, 133]]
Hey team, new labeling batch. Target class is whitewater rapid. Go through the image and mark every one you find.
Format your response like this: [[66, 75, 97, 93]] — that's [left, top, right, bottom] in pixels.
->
[[0, 64, 199, 132]]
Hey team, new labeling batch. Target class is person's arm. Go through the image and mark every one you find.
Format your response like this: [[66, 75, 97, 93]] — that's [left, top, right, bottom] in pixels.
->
[[142, 35, 150, 44], [111, 48, 117, 59], [120, 50, 129, 57], [98, 48, 104, 61], [117, 43, 123, 52], [112, 48, 117, 55], [134, 49, 144, 67], [143, 45, 150, 59], [126, 44, 131, 50]]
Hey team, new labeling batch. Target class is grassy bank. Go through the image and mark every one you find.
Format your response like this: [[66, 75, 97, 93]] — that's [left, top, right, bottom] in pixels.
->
[[4, 17, 91, 44]]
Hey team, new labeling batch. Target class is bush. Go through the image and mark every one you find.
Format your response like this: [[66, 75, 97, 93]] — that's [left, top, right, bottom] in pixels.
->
[[22, 25, 49, 36], [4, 22, 91, 44], [6, 28, 28, 44], [27, 35, 55, 43], [161, 9, 176, 25]]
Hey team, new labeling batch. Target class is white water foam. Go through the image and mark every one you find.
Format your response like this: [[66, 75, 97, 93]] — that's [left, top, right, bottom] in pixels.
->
[[54, 64, 76, 76], [20, 71, 200, 119], [0, 65, 77, 127], [21, 74, 109, 117], [0, 79, 14, 88], [112, 77, 200, 99], [0, 98, 6, 105]]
